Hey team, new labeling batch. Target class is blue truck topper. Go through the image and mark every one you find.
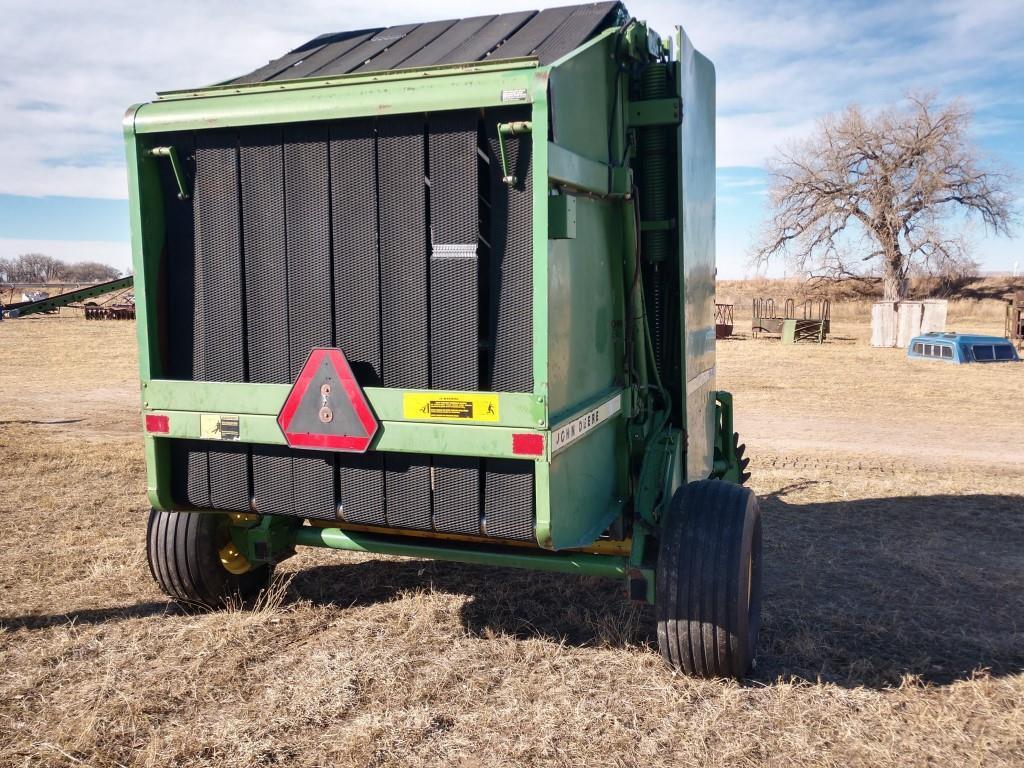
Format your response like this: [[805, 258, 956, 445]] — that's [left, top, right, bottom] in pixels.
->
[[907, 332, 1020, 364]]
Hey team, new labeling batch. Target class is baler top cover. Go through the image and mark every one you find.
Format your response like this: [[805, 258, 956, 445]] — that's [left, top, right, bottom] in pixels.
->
[[228, 2, 627, 85]]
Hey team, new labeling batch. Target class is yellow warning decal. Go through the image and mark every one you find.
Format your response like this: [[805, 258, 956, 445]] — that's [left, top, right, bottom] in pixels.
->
[[402, 392, 500, 422]]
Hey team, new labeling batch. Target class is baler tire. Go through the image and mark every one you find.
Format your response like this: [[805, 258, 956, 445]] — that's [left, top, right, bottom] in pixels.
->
[[146, 508, 272, 609], [656, 479, 762, 679]]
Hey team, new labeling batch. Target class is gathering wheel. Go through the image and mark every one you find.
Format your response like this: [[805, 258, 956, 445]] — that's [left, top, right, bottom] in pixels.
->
[[656, 479, 762, 679], [733, 432, 751, 484], [146, 509, 272, 609]]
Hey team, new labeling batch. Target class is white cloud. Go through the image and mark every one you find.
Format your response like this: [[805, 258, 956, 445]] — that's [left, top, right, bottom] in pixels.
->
[[0, 0, 1021, 201]]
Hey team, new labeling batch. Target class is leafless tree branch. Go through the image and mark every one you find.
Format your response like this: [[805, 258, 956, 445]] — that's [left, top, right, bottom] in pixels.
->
[[752, 94, 1018, 300]]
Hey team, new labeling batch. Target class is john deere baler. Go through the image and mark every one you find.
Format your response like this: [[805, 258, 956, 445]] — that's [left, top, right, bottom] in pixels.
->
[[127, 3, 759, 678]]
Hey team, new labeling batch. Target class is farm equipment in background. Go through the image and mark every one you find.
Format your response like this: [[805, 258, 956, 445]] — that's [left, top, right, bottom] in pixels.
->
[[1006, 291, 1024, 350], [126, 4, 761, 679], [84, 292, 136, 320], [715, 303, 734, 338], [752, 297, 831, 343], [2, 276, 135, 319]]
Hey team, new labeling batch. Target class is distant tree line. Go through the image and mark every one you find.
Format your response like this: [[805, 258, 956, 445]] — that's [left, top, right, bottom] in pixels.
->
[[0, 253, 122, 284]]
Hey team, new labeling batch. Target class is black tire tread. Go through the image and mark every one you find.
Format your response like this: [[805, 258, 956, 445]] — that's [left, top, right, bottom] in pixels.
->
[[146, 508, 272, 609], [656, 479, 761, 679]]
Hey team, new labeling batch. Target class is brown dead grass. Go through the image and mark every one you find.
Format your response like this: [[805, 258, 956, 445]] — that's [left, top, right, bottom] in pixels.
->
[[1, 310, 1022, 767]]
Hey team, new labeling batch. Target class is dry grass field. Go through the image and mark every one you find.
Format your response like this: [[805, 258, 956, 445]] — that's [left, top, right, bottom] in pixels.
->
[[1, 300, 1022, 767]]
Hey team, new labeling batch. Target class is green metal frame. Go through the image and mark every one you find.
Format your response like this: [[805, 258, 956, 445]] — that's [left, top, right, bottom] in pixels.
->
[[126, 18, 733, 604]]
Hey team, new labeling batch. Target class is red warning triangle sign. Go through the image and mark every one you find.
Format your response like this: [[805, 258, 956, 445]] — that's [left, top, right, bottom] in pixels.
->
[[277, 348, 378, 453]]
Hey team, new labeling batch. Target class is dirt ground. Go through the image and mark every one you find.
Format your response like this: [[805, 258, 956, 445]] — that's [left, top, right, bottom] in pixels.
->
[[1, 308, 1022, 767]]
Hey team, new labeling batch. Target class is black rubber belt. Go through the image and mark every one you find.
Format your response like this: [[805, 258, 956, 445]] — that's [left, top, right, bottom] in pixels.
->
[[433, 11, 536, 65], [270, 29, 380, 81], [233, 33, 338, 84], [378, 114, 431, 530], [284, 123, 336, 519], [240, 125, 293, 515], [488, 5, 578, 60], [429, 110, 482, 535], [158, 133, 207, 510], [484, 108, 535, 540], [399, 15, 497, 69], [532, 2, 621, 65], [486, 108, 533, 393], [331, 118, 387, 527], [356, 19, 456, 73], [193, 130, 249, 512], [307, 24, 419, 78], [483, 459, 535, 541]]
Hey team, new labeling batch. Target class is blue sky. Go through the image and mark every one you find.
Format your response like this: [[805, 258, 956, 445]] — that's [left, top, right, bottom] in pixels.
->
[[1, 0, 1021, 277]]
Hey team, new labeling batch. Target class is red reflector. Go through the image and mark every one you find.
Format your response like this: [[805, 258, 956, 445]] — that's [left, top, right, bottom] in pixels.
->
[[512, 433, 544, 456], [145, 414, 169, 434]]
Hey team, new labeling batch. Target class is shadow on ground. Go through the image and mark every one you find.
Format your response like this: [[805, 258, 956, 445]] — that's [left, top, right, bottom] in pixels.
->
[[4, 493, 1020, 689], [0, 602, 180, 630], [285, 491, 1024, 688]]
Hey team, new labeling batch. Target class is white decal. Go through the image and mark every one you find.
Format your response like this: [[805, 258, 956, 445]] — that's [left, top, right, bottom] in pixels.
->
[[501, 88, 528, 103], [685, 366, 716, 397], [550, 393, 622, 455]]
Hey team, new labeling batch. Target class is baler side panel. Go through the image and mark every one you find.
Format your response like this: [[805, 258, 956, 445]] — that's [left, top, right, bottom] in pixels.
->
[[541, 34, 629, 550], [676, 29, 717, 482], [547, 31, 618, 166]]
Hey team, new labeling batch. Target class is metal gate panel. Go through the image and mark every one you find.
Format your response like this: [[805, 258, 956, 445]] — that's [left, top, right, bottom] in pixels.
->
[[194, 131, 250, 512], [428, 111, 482, 535], [284, 124, 336, 519]]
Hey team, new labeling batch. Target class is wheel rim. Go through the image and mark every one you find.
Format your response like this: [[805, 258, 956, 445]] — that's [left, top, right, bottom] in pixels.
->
[[217, 518, 253, 575], [747, 551, 753, 614]]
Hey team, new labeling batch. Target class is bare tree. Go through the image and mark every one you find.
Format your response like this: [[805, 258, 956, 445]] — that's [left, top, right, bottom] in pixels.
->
[[64, 261, 121, 282], [754, 95, 1016, 300], [13, 253, 68, 283]]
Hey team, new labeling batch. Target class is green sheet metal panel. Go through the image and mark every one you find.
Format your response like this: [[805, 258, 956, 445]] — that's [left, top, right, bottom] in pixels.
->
[[546, 30, 619, 165], [675, 27, 717, 482], [543, 188, 626, 549], [544, 390, 626, 549], [546, 194, 623, 417]]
